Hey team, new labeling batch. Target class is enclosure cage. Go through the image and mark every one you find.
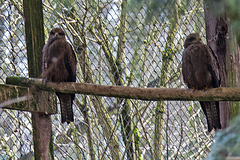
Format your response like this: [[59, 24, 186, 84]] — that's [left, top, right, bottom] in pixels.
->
[[0, 0, 218, 159]]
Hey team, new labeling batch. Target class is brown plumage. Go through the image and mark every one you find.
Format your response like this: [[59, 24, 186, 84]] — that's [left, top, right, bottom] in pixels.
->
[[182, 33, 221, 132], [42, 28, 77, 123]]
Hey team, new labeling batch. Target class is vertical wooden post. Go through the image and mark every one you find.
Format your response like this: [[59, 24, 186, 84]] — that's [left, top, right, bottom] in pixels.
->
[[227, 30, 240, 118], [23, 0, 53, 159], [204, 2, 231, 129]]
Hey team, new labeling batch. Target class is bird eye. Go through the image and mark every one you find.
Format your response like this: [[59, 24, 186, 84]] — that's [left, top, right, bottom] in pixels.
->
[[50, 31, 55, 35], [59, 32, 65, 36], [188, 37, 195, 41]]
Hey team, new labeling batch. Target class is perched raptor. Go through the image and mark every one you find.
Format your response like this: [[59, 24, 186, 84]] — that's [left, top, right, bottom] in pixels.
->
[[182, 33, 221, 132], [42, 28, 77, 123]]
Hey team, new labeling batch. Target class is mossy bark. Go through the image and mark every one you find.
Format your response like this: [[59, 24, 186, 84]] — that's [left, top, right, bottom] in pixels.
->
[[6, 76, 240, 101], [23, 0, 54, 159]]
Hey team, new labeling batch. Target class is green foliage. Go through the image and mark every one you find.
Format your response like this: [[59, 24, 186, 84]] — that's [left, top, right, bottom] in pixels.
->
[[134, 127, 142, 160], [128, 0, 191, 22], [188, 105, 192, 113], [54, 0, 75, 10], [208, 116, 240, 159]]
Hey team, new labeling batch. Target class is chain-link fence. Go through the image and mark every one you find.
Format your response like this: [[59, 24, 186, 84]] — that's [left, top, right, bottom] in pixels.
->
[[1, 0, 215, 159]]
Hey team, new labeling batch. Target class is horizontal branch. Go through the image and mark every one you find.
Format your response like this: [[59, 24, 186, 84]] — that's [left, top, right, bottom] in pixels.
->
[[6, 76, 240, 101], [0, 83, 57, 113]]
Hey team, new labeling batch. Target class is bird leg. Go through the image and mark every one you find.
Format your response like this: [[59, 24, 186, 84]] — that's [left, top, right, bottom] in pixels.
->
[[42, 78, 49, 84], [203, 87, 209, 91]]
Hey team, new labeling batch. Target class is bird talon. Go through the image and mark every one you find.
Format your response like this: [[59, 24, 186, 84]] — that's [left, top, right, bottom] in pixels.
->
[[42, 78, 49, 84], [191, 87, 196, 92], [203, 87, 209, 91]]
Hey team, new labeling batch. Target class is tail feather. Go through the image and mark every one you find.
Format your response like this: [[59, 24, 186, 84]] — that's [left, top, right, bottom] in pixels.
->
[[57, 93, 74, 123], [199, 101, 221, 132]]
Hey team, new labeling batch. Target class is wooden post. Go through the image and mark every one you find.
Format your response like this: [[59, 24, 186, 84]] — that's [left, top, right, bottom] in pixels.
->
[[204, 1, 231, 129], [23, 0, 54, 159]]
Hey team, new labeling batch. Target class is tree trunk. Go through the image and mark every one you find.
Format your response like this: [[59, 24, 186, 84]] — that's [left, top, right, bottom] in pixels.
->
[[228, 30, 240, 118], [204, 2, 231, 129]]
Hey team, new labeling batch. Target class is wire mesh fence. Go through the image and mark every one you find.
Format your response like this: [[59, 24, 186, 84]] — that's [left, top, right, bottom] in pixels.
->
[[1, 0, 216, 159]]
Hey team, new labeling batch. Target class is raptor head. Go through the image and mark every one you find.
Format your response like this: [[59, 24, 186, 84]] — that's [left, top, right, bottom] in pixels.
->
[[48, 28, 66, 42], [184, 33, 202, 49]]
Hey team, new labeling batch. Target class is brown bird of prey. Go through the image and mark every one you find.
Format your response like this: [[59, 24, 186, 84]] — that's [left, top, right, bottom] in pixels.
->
[[182, 33, 221, 132], [42, 28, 77, 123]]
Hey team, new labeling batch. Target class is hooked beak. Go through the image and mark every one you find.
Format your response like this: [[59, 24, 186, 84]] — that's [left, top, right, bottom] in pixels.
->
[[54, 33, 59, 38]]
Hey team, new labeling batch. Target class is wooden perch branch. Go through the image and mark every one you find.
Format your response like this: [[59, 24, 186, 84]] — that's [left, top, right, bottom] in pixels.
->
[[0, 84, 32, 109], [5, 76, 240, 101], [0, 83, 57, 113]]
